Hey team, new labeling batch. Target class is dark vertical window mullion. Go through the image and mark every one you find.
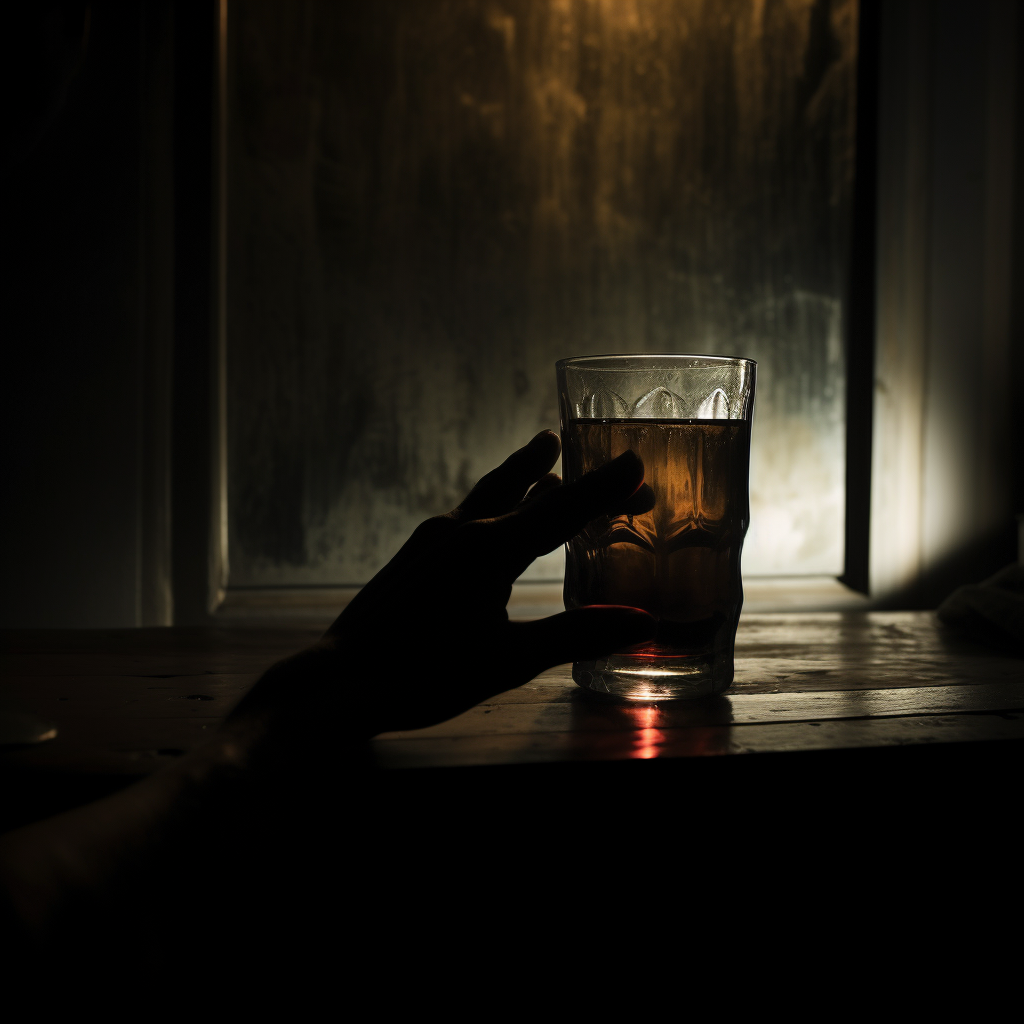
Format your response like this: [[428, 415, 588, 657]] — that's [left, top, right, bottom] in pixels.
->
[[172, 1, 218, 624], [841, 0, 881, 596]]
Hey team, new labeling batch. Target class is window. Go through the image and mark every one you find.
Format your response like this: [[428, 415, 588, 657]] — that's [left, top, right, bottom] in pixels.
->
[[218, 0, 860, 614]]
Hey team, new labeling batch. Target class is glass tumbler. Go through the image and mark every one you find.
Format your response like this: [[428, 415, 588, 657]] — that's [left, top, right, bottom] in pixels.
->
[[557, 354, 756, 700]]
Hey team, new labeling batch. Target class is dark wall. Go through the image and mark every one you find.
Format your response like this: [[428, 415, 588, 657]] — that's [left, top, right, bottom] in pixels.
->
[[1, 2, 174, 627], [868, 0, 1023, 604]]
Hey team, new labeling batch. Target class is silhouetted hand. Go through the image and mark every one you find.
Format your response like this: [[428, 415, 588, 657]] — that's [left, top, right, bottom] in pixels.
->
[[230, 430, 656, 739], [0, 432, 656, 949]]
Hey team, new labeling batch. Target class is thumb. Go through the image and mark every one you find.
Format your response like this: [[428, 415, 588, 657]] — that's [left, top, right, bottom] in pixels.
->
[[512, 605, 657, 676]]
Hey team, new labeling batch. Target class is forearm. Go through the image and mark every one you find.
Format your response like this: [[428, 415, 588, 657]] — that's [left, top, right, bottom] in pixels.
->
[[0, 730, 251, 940], [0, 644, 378, 945]]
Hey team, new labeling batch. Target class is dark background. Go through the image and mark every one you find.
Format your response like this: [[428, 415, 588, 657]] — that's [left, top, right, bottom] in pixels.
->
[[2, 0, 1021, 628]]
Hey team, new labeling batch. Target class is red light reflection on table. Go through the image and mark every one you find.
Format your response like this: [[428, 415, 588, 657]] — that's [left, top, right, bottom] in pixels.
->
[[631, 705, 665, 760]]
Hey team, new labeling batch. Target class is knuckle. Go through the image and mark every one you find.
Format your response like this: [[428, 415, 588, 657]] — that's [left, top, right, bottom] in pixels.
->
[[456, 518, 492, 546], [411, 513, 458, 541]]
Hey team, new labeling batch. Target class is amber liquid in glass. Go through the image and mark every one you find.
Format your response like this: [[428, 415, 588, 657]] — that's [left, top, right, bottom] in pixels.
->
[[563, 418, 751, 664]]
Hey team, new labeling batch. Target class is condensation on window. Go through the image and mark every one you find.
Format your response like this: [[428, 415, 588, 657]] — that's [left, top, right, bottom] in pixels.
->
[[225, 0, 857, 586]]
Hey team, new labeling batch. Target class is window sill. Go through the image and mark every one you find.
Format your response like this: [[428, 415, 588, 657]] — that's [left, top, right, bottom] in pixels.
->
[[212, 576, 869, 625]]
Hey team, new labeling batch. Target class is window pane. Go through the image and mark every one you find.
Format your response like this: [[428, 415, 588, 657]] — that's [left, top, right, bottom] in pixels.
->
[[225, 0, 857, 586]]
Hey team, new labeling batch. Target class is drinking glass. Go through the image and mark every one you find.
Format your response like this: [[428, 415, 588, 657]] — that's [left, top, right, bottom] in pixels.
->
[[557, 354, 756, 700]]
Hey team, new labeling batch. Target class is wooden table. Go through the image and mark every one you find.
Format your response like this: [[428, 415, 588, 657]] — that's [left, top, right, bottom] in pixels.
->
[[2, 612, 1022, 831]]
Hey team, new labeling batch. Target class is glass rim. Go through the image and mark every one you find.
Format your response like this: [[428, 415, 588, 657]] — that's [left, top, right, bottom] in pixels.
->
[[556, 352, 756, 371]]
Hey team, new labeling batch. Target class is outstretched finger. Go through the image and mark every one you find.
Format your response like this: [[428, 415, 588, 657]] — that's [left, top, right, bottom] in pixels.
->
[[455, 430, 561, 521], [509, 606, 657, 678], [609, 481, 655, 517], [518, 472, 561, 507], [492, 449, 644, 568]]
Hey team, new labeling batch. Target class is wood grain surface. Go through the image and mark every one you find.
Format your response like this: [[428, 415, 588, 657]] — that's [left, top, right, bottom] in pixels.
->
[[1, 613, 1021, 781]]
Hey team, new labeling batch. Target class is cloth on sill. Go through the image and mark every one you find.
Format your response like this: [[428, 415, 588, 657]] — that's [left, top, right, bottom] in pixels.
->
[[937, 563, 1024, 652]]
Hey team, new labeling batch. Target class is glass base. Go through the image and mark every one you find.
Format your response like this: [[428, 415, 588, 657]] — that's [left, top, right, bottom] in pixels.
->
[[572, 648, 734, 701]]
